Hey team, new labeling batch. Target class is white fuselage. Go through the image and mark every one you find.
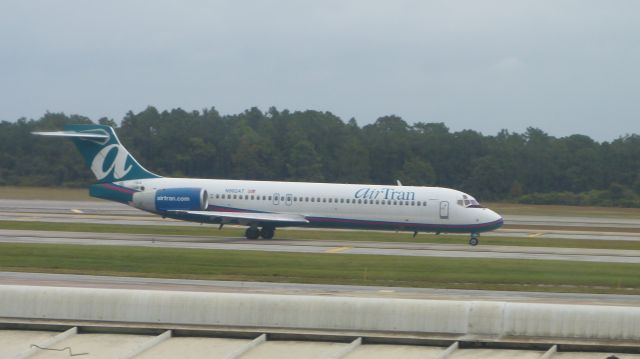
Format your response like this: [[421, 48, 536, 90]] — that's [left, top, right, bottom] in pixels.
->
[[118, 177, 503, 234]]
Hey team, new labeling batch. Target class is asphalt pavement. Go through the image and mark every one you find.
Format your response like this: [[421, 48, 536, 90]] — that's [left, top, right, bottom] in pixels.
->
[[1, 199, 640, 241], [2, 229, 640, 263]]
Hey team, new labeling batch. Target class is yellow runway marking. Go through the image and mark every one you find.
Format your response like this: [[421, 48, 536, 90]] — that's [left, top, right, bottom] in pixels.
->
[[528, 232, 545, 238], [325, 246, 352, 253]]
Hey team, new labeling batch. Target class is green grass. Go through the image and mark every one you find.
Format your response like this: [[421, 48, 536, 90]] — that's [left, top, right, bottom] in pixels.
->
[[2, 220, 640, 250], [1, 243, 639, 294], [486, 202, 640, 219], [0, 186, 91, 201]]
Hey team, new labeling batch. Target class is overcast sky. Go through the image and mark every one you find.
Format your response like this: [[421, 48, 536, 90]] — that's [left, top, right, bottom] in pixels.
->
[[1, 1, 638, 141]]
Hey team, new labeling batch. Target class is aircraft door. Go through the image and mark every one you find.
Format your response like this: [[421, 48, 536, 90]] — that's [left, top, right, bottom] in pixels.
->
[[273, 193, 280, 205], [439, 201, 449, 220]]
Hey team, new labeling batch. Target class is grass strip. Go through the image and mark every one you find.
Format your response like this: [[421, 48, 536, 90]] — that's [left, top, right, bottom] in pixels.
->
[[0, 186, 91, 201], [2, 220, 640, 250], [486, 202, 640, 219], [1, 243, 639, 295]]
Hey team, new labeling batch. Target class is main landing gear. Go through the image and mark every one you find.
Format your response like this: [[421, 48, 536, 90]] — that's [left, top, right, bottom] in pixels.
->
[[469, 233, 480, 246], [245, 225, 276, 240]]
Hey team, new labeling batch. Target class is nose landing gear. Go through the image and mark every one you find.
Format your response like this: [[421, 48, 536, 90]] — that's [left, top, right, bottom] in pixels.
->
[[469, 233, 479, 246]]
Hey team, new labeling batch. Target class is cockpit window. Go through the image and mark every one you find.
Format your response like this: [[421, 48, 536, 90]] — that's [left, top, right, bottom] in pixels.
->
[[458, 195, 483, 208]]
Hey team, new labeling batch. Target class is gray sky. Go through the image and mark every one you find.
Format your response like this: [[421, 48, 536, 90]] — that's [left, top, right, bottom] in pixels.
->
[[1, 1, 639, 141]]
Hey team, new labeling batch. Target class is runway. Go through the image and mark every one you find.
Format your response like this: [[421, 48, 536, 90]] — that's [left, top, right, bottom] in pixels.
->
[[1, 199, 640, 263], [2, 199, 640, 323], [2, 228, 640, 264], [2, 199, 640, 241], [2, 271, 639, 306]]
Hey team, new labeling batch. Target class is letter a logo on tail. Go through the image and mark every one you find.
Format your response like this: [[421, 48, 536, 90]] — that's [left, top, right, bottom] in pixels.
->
[[33, 124, 160, 183], [91, 144, 133, 180]]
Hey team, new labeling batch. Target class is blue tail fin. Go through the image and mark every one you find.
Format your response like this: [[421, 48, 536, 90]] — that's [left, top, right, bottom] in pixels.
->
[[33, 124, 160, 183]]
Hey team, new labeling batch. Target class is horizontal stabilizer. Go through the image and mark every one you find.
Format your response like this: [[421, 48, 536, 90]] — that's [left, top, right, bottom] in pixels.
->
[[32, 124, 160, 183], [169, 210, 310, 225], [32, 131, 109, 140]]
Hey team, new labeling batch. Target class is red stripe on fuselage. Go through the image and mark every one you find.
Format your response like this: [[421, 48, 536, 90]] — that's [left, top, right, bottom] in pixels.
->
[[102, 183, 135, 194]]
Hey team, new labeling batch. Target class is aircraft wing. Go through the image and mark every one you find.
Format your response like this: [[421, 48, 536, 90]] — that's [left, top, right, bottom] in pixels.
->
[[168, 210, 310, 225]]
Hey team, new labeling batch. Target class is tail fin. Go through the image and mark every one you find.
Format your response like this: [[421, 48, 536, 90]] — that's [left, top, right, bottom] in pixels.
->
[[33, 124, 160, 183]]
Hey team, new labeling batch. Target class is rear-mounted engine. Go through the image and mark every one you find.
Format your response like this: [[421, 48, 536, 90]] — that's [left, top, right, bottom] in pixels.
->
[[132, 188, 208, 212]]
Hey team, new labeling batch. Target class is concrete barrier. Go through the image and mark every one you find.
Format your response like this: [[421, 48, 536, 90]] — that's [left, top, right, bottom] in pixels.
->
[[0, 285, 639, 341]]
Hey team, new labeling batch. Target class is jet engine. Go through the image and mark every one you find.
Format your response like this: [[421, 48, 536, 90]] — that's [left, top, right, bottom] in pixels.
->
[[132, 187, 208, 212]]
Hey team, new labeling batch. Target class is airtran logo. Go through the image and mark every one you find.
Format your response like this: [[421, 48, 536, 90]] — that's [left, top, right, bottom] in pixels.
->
[[90, 144, 133, 180], [354, 187, 416, 201]]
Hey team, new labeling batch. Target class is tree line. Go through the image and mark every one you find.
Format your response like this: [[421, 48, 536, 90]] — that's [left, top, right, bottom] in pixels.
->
[[1, 106, 639, 207]]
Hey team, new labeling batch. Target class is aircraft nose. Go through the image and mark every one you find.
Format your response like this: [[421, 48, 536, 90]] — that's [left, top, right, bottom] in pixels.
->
[[491, 210, 504, 228]]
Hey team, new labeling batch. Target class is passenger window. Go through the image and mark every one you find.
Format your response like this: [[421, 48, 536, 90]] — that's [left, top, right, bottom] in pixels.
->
[[363, 199, 368, 204], [340, 198, 344, 203], [216, 194, 220, 199], [268, 196, 272, 200], [417, 201, 421, 206], [311, 198, 315, 202], [357, 199, 362, 204], [423, 201, 427, 206], [393, 200, 397, 205], [346, 199, 350, 204], [244, 195, 248, 200], [323, 198, 326, 203]]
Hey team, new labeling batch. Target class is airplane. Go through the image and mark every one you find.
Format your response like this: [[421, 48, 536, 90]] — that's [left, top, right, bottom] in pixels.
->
[[33, 124, 503, 245]]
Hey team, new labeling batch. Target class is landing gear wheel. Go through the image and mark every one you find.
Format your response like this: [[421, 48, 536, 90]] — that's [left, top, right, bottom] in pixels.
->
[[245, 227, 260, 240], [469, 237, 479, 246], [260, 226, 275, 240]]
